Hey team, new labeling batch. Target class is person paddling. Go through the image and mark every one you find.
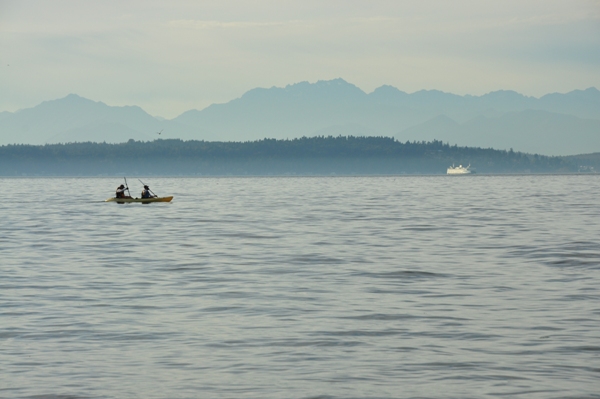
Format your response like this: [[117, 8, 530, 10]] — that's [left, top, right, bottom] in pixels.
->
[[116, 184, 131, 199], [141, 185, 156, 199]]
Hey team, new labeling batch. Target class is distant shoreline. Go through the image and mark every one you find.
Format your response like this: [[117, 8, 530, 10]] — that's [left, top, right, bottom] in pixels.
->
[[1, 173, 597, 179], [0, 136, 595, 176]]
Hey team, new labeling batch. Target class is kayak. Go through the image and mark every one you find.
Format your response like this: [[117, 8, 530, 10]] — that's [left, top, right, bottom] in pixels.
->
[[105, 196, 174, 204]]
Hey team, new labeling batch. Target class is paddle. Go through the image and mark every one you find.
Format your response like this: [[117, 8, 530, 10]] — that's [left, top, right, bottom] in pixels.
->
[[138, 179, 158, 198], [124, 177, 132, 198]]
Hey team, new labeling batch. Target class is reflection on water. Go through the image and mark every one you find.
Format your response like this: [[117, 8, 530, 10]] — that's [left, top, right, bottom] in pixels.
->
[[1, 175, 599, 399]]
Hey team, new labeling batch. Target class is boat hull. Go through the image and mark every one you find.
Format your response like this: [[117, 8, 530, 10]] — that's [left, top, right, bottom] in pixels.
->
[[447, 164, 473, 175], [447, 169, 471, 175], [105, 196, 173, 204]]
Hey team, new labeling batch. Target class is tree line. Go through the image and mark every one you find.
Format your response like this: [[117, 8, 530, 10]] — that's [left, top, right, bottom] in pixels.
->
[[0, 136, 578, 175]]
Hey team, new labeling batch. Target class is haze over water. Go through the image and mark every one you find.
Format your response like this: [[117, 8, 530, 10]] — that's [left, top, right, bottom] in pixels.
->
[[1, 175, 599, 399]]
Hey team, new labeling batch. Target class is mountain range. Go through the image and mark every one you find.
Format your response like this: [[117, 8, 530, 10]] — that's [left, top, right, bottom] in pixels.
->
[[1, 78, 599, 155]]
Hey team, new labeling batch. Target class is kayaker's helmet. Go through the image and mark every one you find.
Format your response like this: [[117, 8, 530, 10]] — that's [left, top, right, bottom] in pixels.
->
[[119, 184, 125, 188], [144, 185, 149, 189]]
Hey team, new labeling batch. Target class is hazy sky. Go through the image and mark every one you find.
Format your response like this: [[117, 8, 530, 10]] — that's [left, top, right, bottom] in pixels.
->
[[1, 0, 599, 118]]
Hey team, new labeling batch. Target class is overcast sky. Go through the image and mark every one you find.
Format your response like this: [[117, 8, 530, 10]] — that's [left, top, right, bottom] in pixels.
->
[[1, 0, 599, 118]]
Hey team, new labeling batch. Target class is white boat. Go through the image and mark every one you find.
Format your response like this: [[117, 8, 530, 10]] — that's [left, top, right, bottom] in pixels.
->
[[447, 164, 473, 175]]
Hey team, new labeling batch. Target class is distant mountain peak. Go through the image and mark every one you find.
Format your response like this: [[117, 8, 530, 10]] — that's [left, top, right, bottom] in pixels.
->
[[565, 87, 599, 95], [480, 90, 529, 101], [239, 78, 366, 101], [369, 85, 409, 103], [482, 89, 524, 96], [412, 89, 446, 95], [284, 78, 361, 91], [541, 87, 600, 102], [64, 93, 85, 100], [316, 77, 350, 86], [36, 93, 105, 109], [372, 84, 402, 92], [58, 93, 101, 104], [573, 87, 600, 98]]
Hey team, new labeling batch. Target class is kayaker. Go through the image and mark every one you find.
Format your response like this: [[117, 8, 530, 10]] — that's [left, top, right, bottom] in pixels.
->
[[141, 185, 156, 199], [116, 184, 131, 199]]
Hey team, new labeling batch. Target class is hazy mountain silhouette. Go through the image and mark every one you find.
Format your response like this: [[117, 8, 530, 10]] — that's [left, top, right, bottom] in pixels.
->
[[173, 79, 377, 141], [171, 80, 600, 154], [0, 80, 599, 155], [0, 94, 196, 145], [401, 110, 600, 156]]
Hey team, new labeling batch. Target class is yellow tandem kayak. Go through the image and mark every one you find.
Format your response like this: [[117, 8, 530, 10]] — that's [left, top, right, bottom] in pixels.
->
[[105, 196, 174, 204]]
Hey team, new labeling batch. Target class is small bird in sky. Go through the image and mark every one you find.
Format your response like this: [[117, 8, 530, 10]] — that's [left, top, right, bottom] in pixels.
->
[[156, 129, 163, 135]]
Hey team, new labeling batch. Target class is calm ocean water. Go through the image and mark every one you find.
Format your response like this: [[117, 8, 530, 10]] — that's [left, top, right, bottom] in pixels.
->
[[1, 175, 599, 399]]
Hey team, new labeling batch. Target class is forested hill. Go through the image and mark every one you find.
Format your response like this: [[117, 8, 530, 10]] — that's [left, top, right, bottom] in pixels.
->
[[0, 136, 581, 176]]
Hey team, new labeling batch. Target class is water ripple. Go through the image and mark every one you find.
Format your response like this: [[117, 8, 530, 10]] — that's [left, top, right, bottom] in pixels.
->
[[1, 175, 599, 399]]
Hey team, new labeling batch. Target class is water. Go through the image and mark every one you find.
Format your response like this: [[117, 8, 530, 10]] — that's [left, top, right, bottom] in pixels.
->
[[1, 175, 599, 399]]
